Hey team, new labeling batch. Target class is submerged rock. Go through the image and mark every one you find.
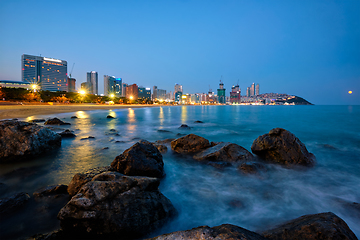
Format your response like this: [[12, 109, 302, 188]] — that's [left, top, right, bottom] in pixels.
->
[[193, 142, 254, 164], [238, 162, 266, 175], [0, 120, 61, 163], [152, 224, 266, 240], [153, 143, 168, 154], [251, 128, 315, 166], [178, 124, 191, 129], [171, 134, 211, 154], [59, 129, 76, 138], [70, 116, 78, 119], [111, 140, 165, 178], [67, 166, 113, 196], [194, 120, 204, 123], [44, 118, 71, 125], [33, 184, 68, 199], [106, 115, 115, 119], [261, 212, 358, 240], [0, 192, 30, 215], [80, 136, 95, 140], [58, 172, 177, 239], [28, 119, 45, 123]]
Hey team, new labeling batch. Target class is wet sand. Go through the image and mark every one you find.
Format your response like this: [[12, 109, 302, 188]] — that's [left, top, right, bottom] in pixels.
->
[[0, 103, 160, 120]]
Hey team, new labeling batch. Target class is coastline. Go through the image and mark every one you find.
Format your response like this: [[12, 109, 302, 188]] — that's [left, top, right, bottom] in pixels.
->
[[0, 103, 161, 120]]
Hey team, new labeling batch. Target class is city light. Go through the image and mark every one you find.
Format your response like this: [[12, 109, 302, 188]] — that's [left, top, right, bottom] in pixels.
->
[[79, 90, 86, 95], [348, 91, 353, 94], [110, 94, 115, 98], [129, 96, 133, 100]]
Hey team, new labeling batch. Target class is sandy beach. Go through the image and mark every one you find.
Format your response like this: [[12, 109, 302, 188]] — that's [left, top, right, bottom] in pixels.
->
[[0, 103, 160, 120]]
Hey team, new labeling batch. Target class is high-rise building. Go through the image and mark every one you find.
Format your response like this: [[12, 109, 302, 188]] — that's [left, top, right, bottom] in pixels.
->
[[121, 83, 128, 97], [126, 84, 138, 100], [230, 84, 241, 104], [174, 84, 183, 103], [21, 54, 68, 91], [152, 86, 158, 100], [138, 87, 151, 100], [87, 71, 98, 95], [104, 75, 122, 96], [217, 81, 226, 104], [255, 83, 260, 96], [246, 87, 250, 97], [67, 78, 76, 92], [250, 83, 255, 96]]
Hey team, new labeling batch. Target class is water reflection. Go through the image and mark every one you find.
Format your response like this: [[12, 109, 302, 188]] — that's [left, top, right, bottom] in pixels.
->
[[127, 108, 136, 133], [107, 110, 117, 130], [159, 107, 164, 126], [181, 106, 187, 123]]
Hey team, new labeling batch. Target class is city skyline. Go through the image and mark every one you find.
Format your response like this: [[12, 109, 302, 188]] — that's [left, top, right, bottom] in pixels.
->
[[0, 0, 359, 105]]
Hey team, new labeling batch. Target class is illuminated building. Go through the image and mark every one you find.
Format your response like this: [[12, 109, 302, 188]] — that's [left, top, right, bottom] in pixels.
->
[[217, 81, 226, 104], [138, 87, 151, 100], [87, 71, 98, 95], [174, 84, 183, 103], [0, 80, 31, 89], [126, 84, 138, 100], [67, 78, 76, 92], [104, 75, 122, 97], [21, 54, 68, 91], [230, 84, 241, 104]]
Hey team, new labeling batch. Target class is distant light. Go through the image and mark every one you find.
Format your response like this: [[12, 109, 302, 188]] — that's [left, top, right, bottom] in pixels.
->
[[129, 96, 133, 100], [79, 90, 86, 95], [110, 94, 115, 98], [32, 84, 37, 89], [43, 57, 62, 63], [348, 91, 353, 94], [146, 88, 150, 90]]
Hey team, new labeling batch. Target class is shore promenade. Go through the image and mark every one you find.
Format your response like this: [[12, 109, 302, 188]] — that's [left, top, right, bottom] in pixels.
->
[[0, 103, 159, 120]]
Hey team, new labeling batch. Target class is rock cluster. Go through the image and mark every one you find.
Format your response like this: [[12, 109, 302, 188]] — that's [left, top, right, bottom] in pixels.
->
[[44, 117, 71, 125], [0, 120, 61, 163]]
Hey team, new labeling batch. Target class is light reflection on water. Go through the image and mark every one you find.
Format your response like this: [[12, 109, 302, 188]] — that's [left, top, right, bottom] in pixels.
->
[[0, 105, 359, 238]]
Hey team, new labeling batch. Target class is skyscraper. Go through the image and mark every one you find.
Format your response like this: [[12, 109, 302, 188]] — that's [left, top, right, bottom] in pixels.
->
[[250, 83, 255, 96], [255, 83, 260, 96], [230, 84, 241, 104], [174, 84, 183, 103], [104, 75, 122, 96], [217, 81, 226, 104], [21, 54, 68, 91], [87, 71, 98, 95], [246, 87, 250, 97]]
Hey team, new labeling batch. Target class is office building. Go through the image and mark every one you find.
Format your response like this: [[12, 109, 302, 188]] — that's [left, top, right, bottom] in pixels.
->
[[230, 84, 241, 104], [138, 87, 151, 100], [121, 83, 127, 97], [246, 87, 250, 97], [104, 75, 121, 96], [67, 78, 76, 92], [0, 80, 31, 89], [87, 71, 98, 95], [126, 84, 138, 100], [152, 86, 158, 100], [217, 81, 226, 104], [21, 54, 68, 91]]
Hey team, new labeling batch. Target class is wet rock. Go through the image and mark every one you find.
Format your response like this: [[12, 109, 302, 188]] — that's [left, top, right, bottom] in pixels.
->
[[152, 224, 266, 240], [153, 143, 168, 154], [251, 128, 315, 166], [157, 129, 172, 133], [70, 116, 78, 119], [115, 140, 127, 143], [178, 124, 191, 129], [194, 142, 254, 164], [0, 192, 30, 215], [261, 212, 358, 240], [80, 136, 95, 140], [44, 118, 71, 125], [59, 129, 76, 138], [67, 166, 113, 196], [194, 120, 204, 123], [131, 137, 141, 140], [28, 119, 46, 123], [33, 185, 68, 199], [58, 172, 177, 239], [210, 141, 222, 147], [239, 162, 266, 174], [106, 115, 115, 119], [102, 147, 109, 150], [0, 120, 61, 163], [176, 133, 186, 136], [171, 134, 211, 154], [111, 140, 165, 178]]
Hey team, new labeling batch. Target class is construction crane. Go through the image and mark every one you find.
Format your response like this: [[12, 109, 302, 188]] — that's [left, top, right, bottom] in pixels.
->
[[69, 63, 75, 78]]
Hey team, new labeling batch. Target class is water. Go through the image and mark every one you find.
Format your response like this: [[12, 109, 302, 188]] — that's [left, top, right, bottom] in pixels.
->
[[1, 105, 359, 239]]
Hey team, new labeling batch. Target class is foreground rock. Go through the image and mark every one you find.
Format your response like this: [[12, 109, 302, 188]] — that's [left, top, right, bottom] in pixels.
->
[[59, 129, 76, 138], [251, 128, 315, 166], [67, 166, 112, 196], [58, 172, 177, 238], [152, 224, 266, 240], [0, 192, 30, 215], [261, 212, 358, 240], [44, 117, 71, 125], [33, 184, 68, 199], [111, 140, 165, 178], [171, 134, 211, 154], [193, 142, 254, 164], [0, 120, 61, 162]]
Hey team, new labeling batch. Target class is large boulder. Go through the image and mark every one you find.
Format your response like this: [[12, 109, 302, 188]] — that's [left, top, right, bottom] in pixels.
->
[[111, 140, 165, 178], [171, 134, 211, 154], [251, 128, 315, 166], [0, 120, 61, 163], [152, 224, 267, 240], [193, 142, 254, 164], [261, 212, 358, 240], [58, 171, 177, 239], [67, 166, 112, 196], [44, 117, 71, 125]]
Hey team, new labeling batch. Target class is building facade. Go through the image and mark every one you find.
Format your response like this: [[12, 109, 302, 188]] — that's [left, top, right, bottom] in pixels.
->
[[0, 80, 31, 89], [255, 83, 260, 96], [21, 54, 68, 91], [67, 78, 76, 92], [250, 83, 255, 96], [217, 81, 226, 104], [138, 87, 151, 100], [86, 71, 98, 95], [230, 84, 241, 104], [174, 84, 183, 103], [126, 84, 138, 100]]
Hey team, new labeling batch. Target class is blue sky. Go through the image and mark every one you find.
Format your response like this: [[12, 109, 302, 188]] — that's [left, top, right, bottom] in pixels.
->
[[0, 0, 359, 104]]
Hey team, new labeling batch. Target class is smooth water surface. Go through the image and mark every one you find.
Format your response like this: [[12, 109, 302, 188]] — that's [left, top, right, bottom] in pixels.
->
[[1, 105, 359, 239]]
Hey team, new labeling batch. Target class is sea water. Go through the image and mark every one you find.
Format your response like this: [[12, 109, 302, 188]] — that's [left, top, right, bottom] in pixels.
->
[[0, 105, 359, 239]]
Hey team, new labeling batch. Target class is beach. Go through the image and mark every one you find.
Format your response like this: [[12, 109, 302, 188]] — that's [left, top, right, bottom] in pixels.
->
[[0, 103, 159, 120]]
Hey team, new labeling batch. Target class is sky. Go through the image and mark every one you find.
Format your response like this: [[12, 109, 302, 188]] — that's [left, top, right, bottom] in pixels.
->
[[0, 0, 359, 105]]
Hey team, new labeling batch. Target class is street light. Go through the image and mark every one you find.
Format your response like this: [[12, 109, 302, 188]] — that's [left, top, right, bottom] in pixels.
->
[[110, 94, 115, 98], [32, 84, 38, 92], [79, 90, 86, 95], [129, 96, 133, 100]]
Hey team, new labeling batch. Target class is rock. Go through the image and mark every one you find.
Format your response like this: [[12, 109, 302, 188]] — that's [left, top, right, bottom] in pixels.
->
[[115, 140, 127, 143], [33, 185, 68, 198], [67, 166, 113, 196], [0, 192, 30, 215], [80, 136, 95, 140], [58, 172, 177, 239], [28, 119, 46, 123], [102, 147, 109, 150], [251, 128, 315, 166], [59, 129, 76, 138], [171, 134, 211, 154], [44, 118, 71, 125], [153, 143, 168, 154], [106, 115, 115, 118], [111, 140, 165, 178], [152, 224, 267, 240], [261, 212, 358, 240], [155, 139, 175, 145], [0, 120, 61, 163], [157, 129, 171, 133], [193, 142, 254, 164], [178, 124, 191, 129], [239, 162, 266, 174], [176, 133, 186, 136], [70, 116, 77, 119], [194, 120, 204, 123]]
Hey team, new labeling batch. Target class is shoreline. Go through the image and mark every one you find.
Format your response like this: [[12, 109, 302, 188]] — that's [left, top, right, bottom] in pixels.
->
[[0, 103, 162, 120]]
